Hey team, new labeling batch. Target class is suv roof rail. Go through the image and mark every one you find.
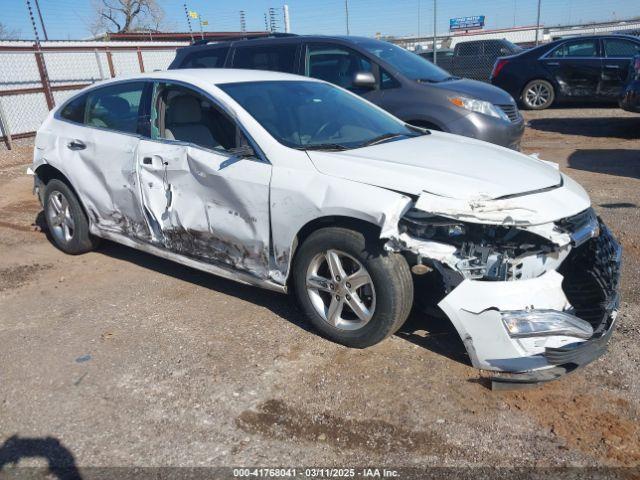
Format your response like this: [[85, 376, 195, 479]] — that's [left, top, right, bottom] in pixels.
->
[[191, 32, 298, 46]]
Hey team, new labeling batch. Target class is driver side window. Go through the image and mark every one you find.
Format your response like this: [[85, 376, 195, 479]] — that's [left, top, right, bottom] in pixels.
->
[[305, 44, 372, 91], [152, 82, 246, 154]]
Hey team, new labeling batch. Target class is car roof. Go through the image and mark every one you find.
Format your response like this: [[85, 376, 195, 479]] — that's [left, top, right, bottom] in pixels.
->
[[96, 68, 317, 86], [179, 34, 384, 50]]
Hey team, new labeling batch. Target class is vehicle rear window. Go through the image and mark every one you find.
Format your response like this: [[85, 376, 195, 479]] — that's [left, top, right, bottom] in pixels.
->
[[232, 44, 297, 73], [85, 82, 146, 134], [456, 42, 482, 56], [604, 39, 640, 58], [180, 47, 229, 68], [60, 94, 87, 124]]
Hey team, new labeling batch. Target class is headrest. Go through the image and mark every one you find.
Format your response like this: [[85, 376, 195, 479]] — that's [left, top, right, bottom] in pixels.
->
[[167, 95, 202, 124], [100, 96, 130, 117]]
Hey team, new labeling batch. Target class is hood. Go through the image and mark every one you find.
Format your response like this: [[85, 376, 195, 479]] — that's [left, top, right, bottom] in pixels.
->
[[429, 77, 515, 104], [307, 131, 562, 200]]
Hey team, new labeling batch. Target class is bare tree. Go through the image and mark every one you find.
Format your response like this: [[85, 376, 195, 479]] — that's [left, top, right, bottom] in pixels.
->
[[0, 22, 19, 39], [90, 0, 165, 35]]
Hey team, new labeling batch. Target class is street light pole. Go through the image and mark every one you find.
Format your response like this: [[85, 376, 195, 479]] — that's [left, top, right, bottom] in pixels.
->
[[535, 0, 542, 46], [432, 0, 437, 63], [345, 0, 350, 35]]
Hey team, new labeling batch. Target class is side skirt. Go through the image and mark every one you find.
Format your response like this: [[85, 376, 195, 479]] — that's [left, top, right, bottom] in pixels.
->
[[91, 227, 287, 294]]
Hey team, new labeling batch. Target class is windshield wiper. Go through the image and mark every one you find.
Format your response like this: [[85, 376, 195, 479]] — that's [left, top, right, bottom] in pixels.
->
[[359, 133, 409, 148], [296, 143, 349, 151]]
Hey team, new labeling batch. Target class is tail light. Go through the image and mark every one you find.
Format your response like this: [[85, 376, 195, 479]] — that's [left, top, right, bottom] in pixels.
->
[[491, 59, 509, 80]]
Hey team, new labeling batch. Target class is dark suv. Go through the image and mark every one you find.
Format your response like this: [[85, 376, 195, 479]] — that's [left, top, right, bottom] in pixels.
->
[[169, 35, 524, 150]]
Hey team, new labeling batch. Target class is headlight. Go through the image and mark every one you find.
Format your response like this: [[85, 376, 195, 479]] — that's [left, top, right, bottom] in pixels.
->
[[501, 310, 593, 339], [448, 96, 510, 122]]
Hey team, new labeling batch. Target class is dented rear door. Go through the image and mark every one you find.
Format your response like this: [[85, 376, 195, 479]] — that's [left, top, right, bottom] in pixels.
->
[[135, 138, 272, 279]]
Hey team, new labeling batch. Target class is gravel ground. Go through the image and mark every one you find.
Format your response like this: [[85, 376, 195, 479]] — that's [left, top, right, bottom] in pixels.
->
[[0, 107, 639, 475]]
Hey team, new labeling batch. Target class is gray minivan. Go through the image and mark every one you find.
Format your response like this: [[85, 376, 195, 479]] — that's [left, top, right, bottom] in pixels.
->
[[169, 35, 525, 150]]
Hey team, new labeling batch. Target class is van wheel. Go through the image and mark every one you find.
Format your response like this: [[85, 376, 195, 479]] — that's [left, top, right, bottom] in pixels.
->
[[521, 79, 555, 110], [43, 179, 99, 254], [293, 227, 413, 348]]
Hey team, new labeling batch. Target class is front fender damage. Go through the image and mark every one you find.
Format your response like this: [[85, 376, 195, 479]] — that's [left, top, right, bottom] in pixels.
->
[[379, 185, 615, 381]]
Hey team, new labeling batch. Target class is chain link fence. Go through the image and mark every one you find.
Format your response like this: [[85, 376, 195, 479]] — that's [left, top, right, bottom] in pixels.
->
[[0, 42, 185, 149]]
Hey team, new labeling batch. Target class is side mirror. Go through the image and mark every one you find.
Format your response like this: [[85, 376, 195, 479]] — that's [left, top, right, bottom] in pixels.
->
[[352, 71, 376, 89]]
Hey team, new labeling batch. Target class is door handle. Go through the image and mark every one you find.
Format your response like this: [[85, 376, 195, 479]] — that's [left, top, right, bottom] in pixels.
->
[[67, 139, 86, 150], [545, 61, 560, 66], [142, 157, 152, 165], [605, 64, 620, 69]]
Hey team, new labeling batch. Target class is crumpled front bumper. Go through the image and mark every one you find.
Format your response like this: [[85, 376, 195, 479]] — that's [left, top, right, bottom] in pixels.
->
[[436, 221, 621, 388]]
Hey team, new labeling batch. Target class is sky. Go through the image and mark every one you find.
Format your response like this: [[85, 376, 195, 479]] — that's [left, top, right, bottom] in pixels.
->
[[1, 0, 639, 40]]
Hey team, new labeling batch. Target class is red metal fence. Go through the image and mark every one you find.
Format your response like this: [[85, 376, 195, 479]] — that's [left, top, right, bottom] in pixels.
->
[[0, 42, 185, 149]]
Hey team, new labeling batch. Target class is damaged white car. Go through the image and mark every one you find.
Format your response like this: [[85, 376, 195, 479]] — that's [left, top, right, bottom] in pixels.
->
[[31, 70, 621, 387]]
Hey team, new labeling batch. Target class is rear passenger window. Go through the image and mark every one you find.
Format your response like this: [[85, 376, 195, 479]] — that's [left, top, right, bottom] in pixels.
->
[[604, 39, 640, 58], [232, 44, 297, 73], [60, 94, 87, 124], [305, 44, 372, 91], [85, 82, 146, 134], [181, 47, 229, 68]]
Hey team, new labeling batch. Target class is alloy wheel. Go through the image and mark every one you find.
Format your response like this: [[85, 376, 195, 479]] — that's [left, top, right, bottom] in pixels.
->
[[525, 82, 552, 108], [47, 190, 75, 244], [305, 249, 376, 331]]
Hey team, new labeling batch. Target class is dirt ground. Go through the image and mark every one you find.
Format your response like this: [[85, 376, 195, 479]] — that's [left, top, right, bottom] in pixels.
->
[[1, 107, 639, 474]]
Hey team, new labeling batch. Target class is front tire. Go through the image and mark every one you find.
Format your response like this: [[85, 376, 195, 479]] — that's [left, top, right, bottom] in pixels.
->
[[293, 227, 413, 348], [521, 79, 555, 110], [43, 179, 99, 254]]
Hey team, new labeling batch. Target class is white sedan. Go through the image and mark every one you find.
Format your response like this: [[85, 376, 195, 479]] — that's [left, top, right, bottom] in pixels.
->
[[31, 69, 621, 387]]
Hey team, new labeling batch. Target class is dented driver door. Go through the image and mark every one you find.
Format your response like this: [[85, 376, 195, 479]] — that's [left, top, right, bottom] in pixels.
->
[[135, 138, 273, 279]]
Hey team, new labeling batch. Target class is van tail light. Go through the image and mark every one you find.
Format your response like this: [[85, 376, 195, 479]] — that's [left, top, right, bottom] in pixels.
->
[[491, 59, 509, 80]]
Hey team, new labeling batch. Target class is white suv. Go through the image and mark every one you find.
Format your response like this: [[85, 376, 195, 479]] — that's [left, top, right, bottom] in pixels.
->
[[31, 69, 621, 387]]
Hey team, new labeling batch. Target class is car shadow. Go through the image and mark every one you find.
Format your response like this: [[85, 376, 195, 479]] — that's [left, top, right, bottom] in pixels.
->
[[0, 435, 81, 480], [93, 239, 471, 367], [396, 309, 471, 367], [527, 117, 640, 139], [35, 213, 472, 369], [568, 149, 640, 180]]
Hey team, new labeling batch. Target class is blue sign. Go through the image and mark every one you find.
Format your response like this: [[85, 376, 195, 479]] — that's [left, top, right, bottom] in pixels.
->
[[450, 15, 485, 31]]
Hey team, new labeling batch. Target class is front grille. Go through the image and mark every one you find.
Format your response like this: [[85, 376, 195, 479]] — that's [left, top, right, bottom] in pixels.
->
[[496, 103, 520, 123], [559, 221, 622, 333]]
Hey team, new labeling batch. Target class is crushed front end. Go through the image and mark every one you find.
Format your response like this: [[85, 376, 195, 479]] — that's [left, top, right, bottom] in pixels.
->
[[387, 198, 622, 387]]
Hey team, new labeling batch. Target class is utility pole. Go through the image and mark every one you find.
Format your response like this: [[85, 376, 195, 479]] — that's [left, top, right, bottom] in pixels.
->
[[264, 13, 268, 31], [33, 0, 48, 41], [535, 0, 542, 46], [183, 3, 194, 42], [432, 0, 437, 63], [345, 0, 350, 35]]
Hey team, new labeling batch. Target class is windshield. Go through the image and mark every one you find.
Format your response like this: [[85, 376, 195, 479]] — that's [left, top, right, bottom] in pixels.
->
[[219, 81, 424, 150], [355, 38, 451, 82]]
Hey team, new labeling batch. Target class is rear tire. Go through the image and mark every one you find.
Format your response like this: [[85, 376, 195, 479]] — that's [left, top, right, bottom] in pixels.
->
[[43, 179, 99, 254], [521, 79, 555, 110], [293, 227, 413, 348]]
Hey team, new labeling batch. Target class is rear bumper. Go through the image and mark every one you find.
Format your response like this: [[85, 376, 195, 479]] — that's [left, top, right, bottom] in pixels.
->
[[446, 111, 525, 150]]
